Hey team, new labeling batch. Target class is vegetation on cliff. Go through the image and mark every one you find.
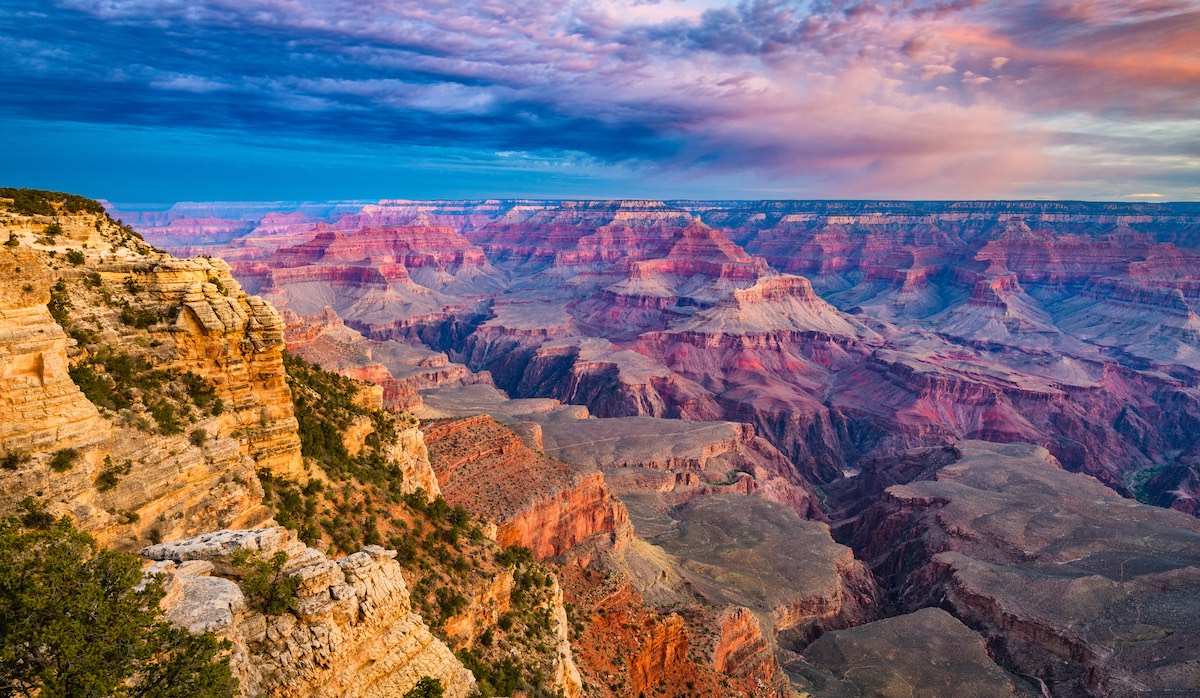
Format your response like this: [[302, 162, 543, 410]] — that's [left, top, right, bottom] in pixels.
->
[[285, 351, 409, 487], [2, 187, 298, 548], [0, 187, 106, 216], [272, 353, 568, 697], [230, 548, 302, 616], [32, 215, 225, 439], [70, 348, 223, 435], [0, 501, 237, 697]]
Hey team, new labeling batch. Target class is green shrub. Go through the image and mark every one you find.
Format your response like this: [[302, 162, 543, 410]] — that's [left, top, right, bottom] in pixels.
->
[[390, 534, 418, 564], [119, 304, 163, 329], [231, 549, 300, 616], [149, 400, 183, 435], [1, 452, 31, 471], [69, 326, 98, 346], [448, 504, 470, 528], [182, 372, 221, 413], [495, 545, 533, 567], [0, 188, 105, 216], [404, 677, 444, 698], [435, 587, 467, 619], [50, 448, 79, 473], [190, 428, 208, 447], [44, 222, 64, 237], [69, 363, 131, 411], [95, 472, 118, 491], [426, 496, 449, 521], [0, 504, 237, 697], [65, 249, 85, 265], [18, 497, 56, 530], [95, 457, 132, 492], [48, 280, 71, 326]]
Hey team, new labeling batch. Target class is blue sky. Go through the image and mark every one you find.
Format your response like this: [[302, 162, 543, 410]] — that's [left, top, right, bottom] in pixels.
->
[[2, 0, 1198, 202]]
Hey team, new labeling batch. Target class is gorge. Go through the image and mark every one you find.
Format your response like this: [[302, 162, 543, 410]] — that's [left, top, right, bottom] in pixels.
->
[[4, 190, 1200, 697]]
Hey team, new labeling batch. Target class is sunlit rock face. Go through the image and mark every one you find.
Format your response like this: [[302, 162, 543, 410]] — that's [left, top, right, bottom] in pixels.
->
[[144, 527, 477, 698], [421, 415, 632, 561], [0, 207, 300, 550]]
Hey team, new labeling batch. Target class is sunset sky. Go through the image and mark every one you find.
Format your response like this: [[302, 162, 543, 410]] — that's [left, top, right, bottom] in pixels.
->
[[2, 0, 1197, 202]]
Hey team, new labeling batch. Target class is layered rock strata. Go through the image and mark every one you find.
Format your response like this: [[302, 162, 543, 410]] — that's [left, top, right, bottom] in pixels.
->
[[842, 441, 1200, 696], [421, 415, 631, 560], [0, 209, 300, 548], [144, 527, 476, 698]]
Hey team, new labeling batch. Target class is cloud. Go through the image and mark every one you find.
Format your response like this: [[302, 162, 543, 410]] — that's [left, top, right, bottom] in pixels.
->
[[0, 0, 1195, 199]]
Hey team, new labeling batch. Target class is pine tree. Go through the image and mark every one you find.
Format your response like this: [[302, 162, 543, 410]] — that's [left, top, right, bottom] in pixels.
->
[[0, 501, 238, 697]]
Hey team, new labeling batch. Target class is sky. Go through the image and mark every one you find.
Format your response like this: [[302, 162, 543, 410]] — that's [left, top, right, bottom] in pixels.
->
[[1, 0, 1198, 202]]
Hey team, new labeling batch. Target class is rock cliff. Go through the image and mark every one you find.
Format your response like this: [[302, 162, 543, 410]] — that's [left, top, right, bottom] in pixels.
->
[[422, 415, 631, 560], [143, 527, 476, 698], [841, 441, 1200, 696], [0, 203, 300, 549]]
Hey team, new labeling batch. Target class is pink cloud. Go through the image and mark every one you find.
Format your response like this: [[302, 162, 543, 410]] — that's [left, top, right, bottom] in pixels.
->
[[42, 0, 1200, 197]]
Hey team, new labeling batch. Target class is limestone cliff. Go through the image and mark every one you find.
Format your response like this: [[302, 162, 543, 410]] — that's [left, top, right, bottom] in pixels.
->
[[0, 192, 588, 698], [144, 527, 476, 698], [0, 202, 300, 549], [0, 247, 106, 456]]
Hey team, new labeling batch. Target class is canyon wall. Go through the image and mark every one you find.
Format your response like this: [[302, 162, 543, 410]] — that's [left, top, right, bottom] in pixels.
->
[[840, 441, 1200, 696], [421, 415, 631, 560], [0, 208, 302, 549]]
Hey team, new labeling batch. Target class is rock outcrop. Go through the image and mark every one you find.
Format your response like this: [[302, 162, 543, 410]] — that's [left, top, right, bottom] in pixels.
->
[[422, 415, 631, 560], [0, 246, 107, 456], [841, 441, 1200, 697], [144, 527, 476, 698], [793, 608, 1036, 697], [0, 207, 300, 549], [710, 607, 788, 692]]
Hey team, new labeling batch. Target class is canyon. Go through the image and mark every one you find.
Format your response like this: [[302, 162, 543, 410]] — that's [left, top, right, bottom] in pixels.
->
[[115, 198, 1200, 506], [107, 197, 1200, 696], [4, 190, 1200, 697]]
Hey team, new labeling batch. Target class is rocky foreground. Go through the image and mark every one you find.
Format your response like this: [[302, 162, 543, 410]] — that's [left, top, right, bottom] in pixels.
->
[[5, 190, 1200, 697]]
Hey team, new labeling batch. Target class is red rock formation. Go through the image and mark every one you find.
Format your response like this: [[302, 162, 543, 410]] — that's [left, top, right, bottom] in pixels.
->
[[629, 614, 690, 696], [558, 565, 791, 698], [421, 415, 631, 560], [710, 607, 782, 687]]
